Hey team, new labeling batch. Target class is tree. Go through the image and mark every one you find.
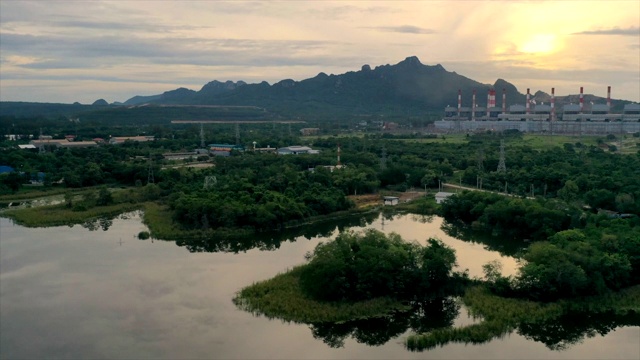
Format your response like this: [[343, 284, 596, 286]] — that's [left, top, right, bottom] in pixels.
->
[[96, 187, 113, 206], [299, 230, 456, 302], [557, 180, 579, 202]]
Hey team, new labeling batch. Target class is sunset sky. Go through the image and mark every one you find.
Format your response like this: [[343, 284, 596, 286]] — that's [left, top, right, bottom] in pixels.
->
[[1, 0, 638, 104]]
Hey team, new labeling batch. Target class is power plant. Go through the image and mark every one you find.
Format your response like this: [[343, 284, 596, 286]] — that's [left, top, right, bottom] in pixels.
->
[[438, 86, 640, 134]]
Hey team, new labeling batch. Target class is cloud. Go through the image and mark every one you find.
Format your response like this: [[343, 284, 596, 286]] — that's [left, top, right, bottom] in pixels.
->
[[573, 27, 640, 36], [0, 32, 355, 70], [363, 25, 437, 34]]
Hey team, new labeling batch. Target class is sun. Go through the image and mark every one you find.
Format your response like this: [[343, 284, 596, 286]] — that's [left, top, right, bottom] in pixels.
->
[[519, 34, 558, 54]]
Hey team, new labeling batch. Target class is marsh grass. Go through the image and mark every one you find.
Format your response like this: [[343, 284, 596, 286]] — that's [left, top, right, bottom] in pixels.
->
[[234, 266, 410, 324], [3, 202, 142, 227]]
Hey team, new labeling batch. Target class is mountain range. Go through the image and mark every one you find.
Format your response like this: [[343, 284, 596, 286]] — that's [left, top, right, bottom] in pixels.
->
[[119, 56, 627, 116], [1, 56, 630, 119]]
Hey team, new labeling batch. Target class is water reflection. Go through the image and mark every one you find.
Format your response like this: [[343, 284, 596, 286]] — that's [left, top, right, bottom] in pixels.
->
[[518, 310, 640, 351], [174, 211, 380, 253], [440, 220, 528, 256], [80, 217, 114, 231], [310, 297, 460, 348]]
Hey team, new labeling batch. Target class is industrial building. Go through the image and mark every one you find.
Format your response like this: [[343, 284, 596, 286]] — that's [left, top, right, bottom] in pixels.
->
[[276, 146, 320, 155], [209, 144, 244, 157], [438, 86, 640, 134]]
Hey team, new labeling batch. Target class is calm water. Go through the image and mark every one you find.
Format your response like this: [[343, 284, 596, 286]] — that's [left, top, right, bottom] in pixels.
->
[[1, 212, 638, 359]]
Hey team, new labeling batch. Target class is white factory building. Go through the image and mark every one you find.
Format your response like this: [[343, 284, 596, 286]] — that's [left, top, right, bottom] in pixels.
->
[[442, 86, 640, 123]]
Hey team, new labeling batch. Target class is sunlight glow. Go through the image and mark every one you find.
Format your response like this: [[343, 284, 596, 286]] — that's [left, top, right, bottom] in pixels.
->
[[519, 34, 558, 54]]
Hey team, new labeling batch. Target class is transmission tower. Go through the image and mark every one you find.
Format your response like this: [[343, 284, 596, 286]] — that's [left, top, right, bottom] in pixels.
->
[[200, 123, 205, 148], [235, 122, 240, 145], [38, 128, 45, 154], [380, 146, 387, 170], [476, 148, 484, 174], [497, 139, 506, 173], [203, 176, 217, 190], [147, 157, 155, 184]]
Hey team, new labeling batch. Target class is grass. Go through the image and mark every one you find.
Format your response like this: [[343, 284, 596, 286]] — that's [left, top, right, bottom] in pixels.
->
[[0, 185, 104, 202], [234, 265, 410, 324], [520, 134, 599, 150], [398, 133, 469, 144]]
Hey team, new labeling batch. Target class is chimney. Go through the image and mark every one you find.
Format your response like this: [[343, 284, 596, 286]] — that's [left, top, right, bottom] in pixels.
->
[[550, 88, 555, 121], [579, 87, 584, 113], [487, 89, 491, 117], [472, 89, 476, 121], [526, 88, 530, 114], [457, 89, 462, 117], [502, 88, 506, 114], [607, 86, 611, 109]]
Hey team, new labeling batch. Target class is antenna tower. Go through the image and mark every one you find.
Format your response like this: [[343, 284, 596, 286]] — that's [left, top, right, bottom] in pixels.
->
[[497, 140, 506, 173]]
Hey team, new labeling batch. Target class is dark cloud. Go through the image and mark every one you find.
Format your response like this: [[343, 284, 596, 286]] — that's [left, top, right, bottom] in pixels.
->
[[573, 27, 640, 36], [364, 25, 436, 34]]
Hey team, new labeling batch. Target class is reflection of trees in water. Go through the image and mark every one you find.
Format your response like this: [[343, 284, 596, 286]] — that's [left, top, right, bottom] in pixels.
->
[[79, 211, 142, 232], [310, 297, 460, 348], [440, 220, 527, 256], [175, 211, 381, 253], [81, 217, 113, 231], [410, 214, 434, 224], [518, 311, 640, 351], [407, 306, 640, 352]]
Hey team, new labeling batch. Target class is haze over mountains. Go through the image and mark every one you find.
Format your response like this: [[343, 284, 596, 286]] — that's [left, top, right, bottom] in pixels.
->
[[1, 56, 631, 119]]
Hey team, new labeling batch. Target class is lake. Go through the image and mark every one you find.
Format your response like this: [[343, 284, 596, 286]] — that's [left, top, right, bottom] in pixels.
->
[[1, 212, 638, 359]]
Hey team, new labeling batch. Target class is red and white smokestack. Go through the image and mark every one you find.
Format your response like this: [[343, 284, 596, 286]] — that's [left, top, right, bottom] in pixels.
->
[[491, 89, 496, 108], [487, 89, 491, 117], [457, 89, 462, 117], [472, 89, 476, 121], [579, 87, 584, 113], [607, 86, 611, 108], [337, 144, 341, 166], [526, 88, 530, 114], [550, 87, 555, 121], [502, 88, 506, 114]]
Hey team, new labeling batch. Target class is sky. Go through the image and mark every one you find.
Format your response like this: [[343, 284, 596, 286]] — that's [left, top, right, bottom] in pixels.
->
[[1, 0, 639, 104]]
